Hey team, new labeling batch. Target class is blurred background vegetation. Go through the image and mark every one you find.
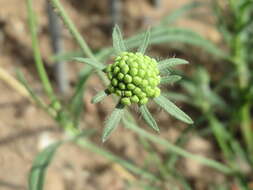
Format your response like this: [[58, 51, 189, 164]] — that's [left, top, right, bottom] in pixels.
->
[[0, 0, 253, 189]]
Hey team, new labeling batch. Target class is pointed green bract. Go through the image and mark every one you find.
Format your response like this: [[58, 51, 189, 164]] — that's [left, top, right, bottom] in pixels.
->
[[102, 105, 124, 142], [91, 90, 109, 104], [112, 25, 126, 54], [139, 105, 159, 132], [160, 75, 182, 84], [158, 58, 188, 71], [74, 57, 105, 70], [154, 95, 193, 124], [137, 29, 151, 54], [28, 142, 62, 190]]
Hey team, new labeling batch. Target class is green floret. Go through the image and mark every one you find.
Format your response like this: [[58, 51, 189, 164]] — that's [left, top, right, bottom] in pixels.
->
[[105, 52, 161, 106]]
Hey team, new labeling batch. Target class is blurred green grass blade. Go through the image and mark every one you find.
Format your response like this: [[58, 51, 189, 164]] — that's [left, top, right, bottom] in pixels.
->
[[112, 24, 126, 54], [102, 104, 124, 142], [27, 0, 56, 102], [76, 138, 158, 181], [160, 75, 182, 85], [123, 119, 233, 174], [74, 57, 106, 70], [163, 92, 191, 103], [28, 142, 62, 190], [161, 1, 202, 24], [139, 105, 159, 132], [16, 70, 57, 117], [70, 67, 92, 125], [137, 29, 151, 54], [154, 95, 193, 124], [158, 58, 188, 69], [51, 51, 82, 62], [91, 90, 109, 104]]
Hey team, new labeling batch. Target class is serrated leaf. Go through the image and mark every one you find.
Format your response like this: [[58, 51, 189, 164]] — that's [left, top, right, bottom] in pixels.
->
[[154, 95, 193, 124], [28, 142, 62, 190], [139, 105, 159, 132], [137, 29, 151, 54], [160, 75, 182, 84], [102, 105, 124, 142], [158, 58, 188, 71], [91, 90, 109, 104], [74, 57, 105, 70], [112, 24, 126, 54]]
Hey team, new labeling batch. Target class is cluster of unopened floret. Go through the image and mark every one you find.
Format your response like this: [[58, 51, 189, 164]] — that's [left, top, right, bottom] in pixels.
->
[[105, 52, 161, 106]]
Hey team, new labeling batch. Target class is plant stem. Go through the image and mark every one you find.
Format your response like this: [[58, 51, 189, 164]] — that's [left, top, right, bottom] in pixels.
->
[[123, 119, 233, 174], [50, 0, 95, 59], [232, 33, 253, 153], [26, 0, 56, 102]]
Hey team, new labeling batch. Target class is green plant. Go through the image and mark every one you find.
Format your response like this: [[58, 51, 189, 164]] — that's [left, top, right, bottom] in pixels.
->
[[76, 26, 192, 141], [22, 0, 242, 189]]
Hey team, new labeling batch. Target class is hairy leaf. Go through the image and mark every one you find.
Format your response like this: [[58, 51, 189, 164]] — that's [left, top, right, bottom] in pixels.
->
[[112, 25, 126, 54], [74, 57, 105, 70], [137, 29, 151, 54], [139, 105, 159, 132], [158, 58, 188, 70], [154, 95, 193, 124], [102, 104, 124, 142], [91, 90, 109, 104], [160, 75, 182, 84]]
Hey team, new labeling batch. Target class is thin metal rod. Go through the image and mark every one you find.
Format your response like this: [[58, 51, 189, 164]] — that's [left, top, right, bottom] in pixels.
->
[[47, 2, 69, 95]]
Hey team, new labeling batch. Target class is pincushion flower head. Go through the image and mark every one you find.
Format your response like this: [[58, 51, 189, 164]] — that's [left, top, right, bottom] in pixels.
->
[[75, 25, 193, 142]]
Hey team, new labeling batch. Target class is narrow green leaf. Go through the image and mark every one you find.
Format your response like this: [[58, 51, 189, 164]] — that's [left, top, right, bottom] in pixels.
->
[[74, 57, 105, 70], [161, 1, 202, 25], [154, 95, 193, 124], [70, 67, 92, 125], [112, 24, 126, 54], [102, 104, 124, 142], [137, 29, 151, 54], [91, 90, 109, 104], [28, 142, 62, 190], [158, 58, 188, 71], [139, 105, 159, 132], [160, 75, 182, 84]]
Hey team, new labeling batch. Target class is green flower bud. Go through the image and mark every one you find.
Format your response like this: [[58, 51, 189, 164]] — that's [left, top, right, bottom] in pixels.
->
[[108, 85, 115, 93], [113, 66, 120, 75], [129, 68, 138, 76], [139, 97, 148, 105], [116, 90, 122, 96], [127, 83, 135, 90], [124, 74, 132, 83], [117, 73, 124, 80], [119, 82, 126, 90], [105, 52, 161, 106], [133, 87, 142, 96], [133, 76, 142, 85], [121, 97, 131, 106], [112, 78, 118, 86], [125, 91, 132, 97], [130, 95, 139, 103]]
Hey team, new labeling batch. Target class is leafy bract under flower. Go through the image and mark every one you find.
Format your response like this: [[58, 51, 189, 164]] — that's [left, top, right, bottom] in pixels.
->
[[106, 52, 161, 106]]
